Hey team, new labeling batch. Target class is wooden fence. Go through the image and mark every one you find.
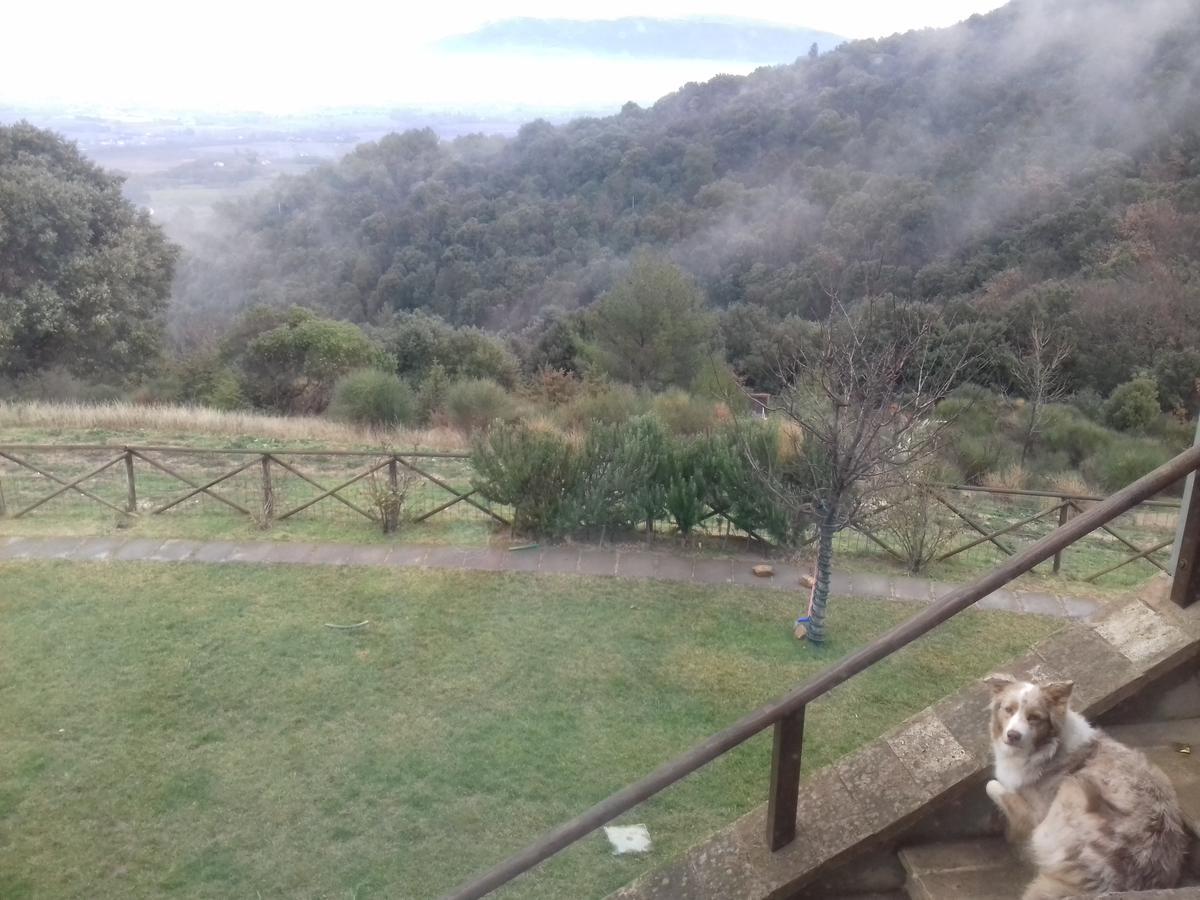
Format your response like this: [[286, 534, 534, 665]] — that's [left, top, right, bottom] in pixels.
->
[[0, 444, 1181, 584], [849, 483, 1180, 584], [0, 445, 508, 531]]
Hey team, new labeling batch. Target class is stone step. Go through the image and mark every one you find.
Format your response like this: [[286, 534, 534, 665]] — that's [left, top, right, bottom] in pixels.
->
[[1107, 718, 1200, 826], [899, 838, 1029, 900], [900, 718, 1200, 900]]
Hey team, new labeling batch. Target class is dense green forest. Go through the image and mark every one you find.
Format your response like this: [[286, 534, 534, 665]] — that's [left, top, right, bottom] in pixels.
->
[[166, 0, 1200, 404], [4, 0, 1200, 439]]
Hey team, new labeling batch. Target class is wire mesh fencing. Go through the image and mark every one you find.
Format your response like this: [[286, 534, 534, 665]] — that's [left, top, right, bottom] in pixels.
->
[[0, 444, 1181, 587]]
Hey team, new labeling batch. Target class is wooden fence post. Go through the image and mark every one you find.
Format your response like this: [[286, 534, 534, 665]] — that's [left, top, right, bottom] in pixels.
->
[[766, 705, 806, 851], [1052, 499, 1070, 574], [260, 455, 274, 528], [124, 449, 138, 513], [386, 458, 400, 534]]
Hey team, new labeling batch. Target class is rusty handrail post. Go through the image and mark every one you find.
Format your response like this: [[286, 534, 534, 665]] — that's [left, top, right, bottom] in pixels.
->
[[124, 449, 138, 513], [766, 705, 806, 851]]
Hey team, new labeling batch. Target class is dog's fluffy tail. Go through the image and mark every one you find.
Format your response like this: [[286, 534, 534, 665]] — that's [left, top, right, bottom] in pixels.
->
[[1184, 818, 1200, 880]]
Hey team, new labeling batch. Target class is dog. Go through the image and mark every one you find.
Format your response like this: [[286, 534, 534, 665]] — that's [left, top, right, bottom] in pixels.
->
[[983, 674, 1192, 899]]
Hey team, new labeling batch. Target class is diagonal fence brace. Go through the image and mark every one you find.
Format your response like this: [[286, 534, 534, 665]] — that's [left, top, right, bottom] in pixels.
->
[[266, 454, 377, 522], [393, 456, 510, 526], [150, 456, 260, 515], [276, 460, 389, 521], [131, 450, 253, 516], [0, 451, 128, 518]]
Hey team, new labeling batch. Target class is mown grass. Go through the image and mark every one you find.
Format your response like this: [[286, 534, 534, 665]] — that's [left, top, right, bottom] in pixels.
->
[[0, 562, 1058, 899]]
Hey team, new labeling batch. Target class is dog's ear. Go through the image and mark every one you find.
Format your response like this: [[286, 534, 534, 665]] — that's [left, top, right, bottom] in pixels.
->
[[1042, 681, 1074, 706], [984, 674, 1016, 694]]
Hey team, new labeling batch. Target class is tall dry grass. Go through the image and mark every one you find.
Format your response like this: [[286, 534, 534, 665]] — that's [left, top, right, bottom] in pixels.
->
[[0, 401, 467, 451]]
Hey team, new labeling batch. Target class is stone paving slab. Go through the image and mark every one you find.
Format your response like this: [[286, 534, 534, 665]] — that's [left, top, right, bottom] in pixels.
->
[[260, 542, 318, 565], [189, 541, 238, 563], [344, 546, 393, 567], [615, 551, 659, 579], [0, 535, 1100, 620], [144, 539, 199, 562], [578, 548, 618, 576], [113, 538, 167, 561], [225, 542, 278, 564], [384, 545, 431, 568], [21, 536, 85, 559], [692, 558, 734, 585], [0, 537, 37, 559], [74, 536, 128, 561], [498, 547, 542, 572]]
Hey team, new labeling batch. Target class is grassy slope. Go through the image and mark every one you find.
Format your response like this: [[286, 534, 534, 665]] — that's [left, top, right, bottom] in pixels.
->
[[0, 561, 1057, 899]]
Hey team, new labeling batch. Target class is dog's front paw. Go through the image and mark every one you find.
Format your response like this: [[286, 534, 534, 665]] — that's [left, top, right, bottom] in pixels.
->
[[986, 779, 1008, 805]]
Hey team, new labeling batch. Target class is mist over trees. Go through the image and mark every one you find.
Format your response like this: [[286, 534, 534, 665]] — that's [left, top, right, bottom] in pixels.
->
[[0, 122, 177, 380], [170, 0, 1200, 408]]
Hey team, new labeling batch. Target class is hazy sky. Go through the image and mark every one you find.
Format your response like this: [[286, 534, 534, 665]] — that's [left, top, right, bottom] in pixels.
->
[[4, 1, 1005, 113]]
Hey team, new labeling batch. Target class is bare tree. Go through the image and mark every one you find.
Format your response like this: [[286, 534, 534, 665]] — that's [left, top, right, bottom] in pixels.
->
[[747, 301, 971, 643], [1011, 319, 1071, 465]]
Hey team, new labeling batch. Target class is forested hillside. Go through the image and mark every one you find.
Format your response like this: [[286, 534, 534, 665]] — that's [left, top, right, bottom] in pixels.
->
[[175, 0, 1200, 400]]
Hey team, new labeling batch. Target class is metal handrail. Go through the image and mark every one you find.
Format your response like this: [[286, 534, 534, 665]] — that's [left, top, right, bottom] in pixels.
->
[[444, 442, 1200, 899]]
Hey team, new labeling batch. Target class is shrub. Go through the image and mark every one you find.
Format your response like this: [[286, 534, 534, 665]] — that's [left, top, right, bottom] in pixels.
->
[[981, 463, 1029, 493], [1069, 388, 1105, 422], [416, 362, 451, 424], [471, 422, 577, 535], [1082, 438, 1171, 492], [1152, 350, 1200, 413], [652, 390, 718, 435], [948, 433, 1012, 484], [446, 378, 516, 432], [234, 308, 388, 414], [569, 417, 671, 536], [9, 366, 125, 403], [364, 467, 419, 533], [725, 422, 810, 546], [557, 383, 643, 429], [664, 443, 707, 537], [879, 483, 958, 574], [526, 367, 582, 406], [1103, 377, 1160, 432], [1045, 471, 1092, 498], [1041, 407, 1113, 466], [329, 369, 415, 428]]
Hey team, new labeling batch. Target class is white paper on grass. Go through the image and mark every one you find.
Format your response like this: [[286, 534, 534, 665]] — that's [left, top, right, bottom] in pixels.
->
[[603, 824, 652, 855]]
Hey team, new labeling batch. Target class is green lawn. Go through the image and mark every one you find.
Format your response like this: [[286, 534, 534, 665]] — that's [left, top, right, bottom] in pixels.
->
[[0, 561, 1057, 899]]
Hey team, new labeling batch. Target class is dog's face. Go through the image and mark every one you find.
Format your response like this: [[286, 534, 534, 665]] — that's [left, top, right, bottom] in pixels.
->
[[984, 675, 1073, 755]]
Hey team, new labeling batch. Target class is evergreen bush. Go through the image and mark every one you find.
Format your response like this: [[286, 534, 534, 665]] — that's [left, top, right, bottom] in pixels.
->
[[329, 369, 415, 427]]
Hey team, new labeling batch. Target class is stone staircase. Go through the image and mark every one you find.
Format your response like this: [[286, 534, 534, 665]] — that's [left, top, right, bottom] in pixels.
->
[[897, 719, 1200, 900], [612, 578, 1200, 900]]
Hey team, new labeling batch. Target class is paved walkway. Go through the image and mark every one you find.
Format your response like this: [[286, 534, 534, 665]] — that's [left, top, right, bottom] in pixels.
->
[[0, 535, 1100, 619]]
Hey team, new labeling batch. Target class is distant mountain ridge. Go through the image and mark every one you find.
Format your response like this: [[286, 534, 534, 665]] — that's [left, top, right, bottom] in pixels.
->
[[176, 0, 1200, 399], [438, 16, 845, 62]]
